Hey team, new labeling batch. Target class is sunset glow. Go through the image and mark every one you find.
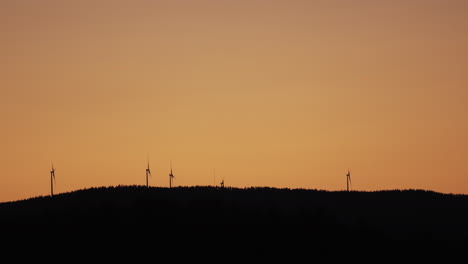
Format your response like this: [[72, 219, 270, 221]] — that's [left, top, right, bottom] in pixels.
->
[[1, 0, 467, 202]]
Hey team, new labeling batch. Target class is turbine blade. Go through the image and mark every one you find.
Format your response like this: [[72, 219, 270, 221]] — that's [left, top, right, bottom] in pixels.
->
[[147, 155, 150, 170]]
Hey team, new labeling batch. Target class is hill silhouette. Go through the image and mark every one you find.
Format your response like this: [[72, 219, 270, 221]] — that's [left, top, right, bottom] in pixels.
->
[[1, 186, 467, 259]]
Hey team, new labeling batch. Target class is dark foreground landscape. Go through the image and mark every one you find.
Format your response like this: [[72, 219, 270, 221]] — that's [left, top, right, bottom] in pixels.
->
[[1, 186, 468, 259]]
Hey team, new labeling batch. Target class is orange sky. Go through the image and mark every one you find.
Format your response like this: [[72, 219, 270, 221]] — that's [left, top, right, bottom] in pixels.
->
[[1, 0, 468, 202]]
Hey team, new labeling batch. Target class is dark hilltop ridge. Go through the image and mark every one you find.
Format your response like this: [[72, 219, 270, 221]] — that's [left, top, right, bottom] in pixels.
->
[[1, 186, 468, 258]]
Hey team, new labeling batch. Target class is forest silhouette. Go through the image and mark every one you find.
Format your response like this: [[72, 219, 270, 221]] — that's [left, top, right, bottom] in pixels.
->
[[1, 186, 467, 259]]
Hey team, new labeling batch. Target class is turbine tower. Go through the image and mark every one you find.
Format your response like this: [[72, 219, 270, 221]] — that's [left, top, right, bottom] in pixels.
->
[[50, 163, 56, 197], [346, 169, 351, 192], [169, 162, 175, 188], [146, 159, 152, 188]]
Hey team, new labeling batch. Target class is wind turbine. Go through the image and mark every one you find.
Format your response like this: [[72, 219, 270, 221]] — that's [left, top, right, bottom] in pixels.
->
[[50, 163, 56, 197], [146, 158, 152, 188], [220, 177, 225, 188], [169, 161, 175, 188], [346, 169, 351, 192]]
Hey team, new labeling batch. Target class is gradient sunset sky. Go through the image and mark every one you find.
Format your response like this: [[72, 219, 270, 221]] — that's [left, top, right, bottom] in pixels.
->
[[1, 0, 468, 202]]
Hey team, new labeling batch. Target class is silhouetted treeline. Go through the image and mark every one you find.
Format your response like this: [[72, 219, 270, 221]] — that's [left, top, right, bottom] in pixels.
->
[[1, 186, 467, 259]]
